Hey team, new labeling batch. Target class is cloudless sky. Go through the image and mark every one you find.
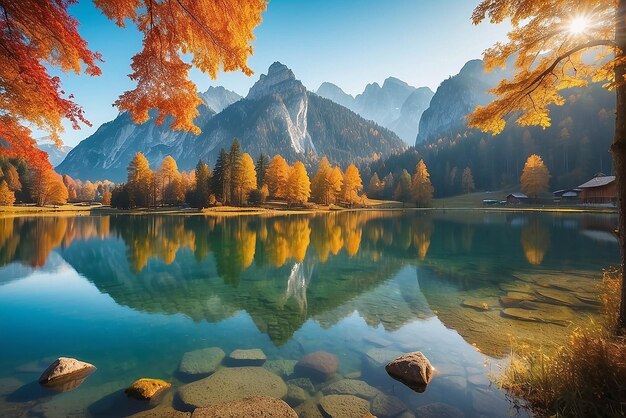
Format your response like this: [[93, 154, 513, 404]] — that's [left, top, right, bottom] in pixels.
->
[[42, 0, 511, 146]]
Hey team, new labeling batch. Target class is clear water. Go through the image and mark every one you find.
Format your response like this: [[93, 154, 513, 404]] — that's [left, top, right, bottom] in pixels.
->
[[0, 210, 619, 417]]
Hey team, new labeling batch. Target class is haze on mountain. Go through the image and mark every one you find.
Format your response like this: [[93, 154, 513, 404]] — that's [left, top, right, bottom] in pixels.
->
[[36, 137, 73, 167], [57, 62, 405, 182], [317, 78, 434, 145]]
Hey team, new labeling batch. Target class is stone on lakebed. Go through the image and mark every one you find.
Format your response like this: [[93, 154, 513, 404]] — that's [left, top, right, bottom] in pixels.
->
[[178, 347, 225, 376], [227, 349, 267, 366], [318, 394, 371, 418], [192, 396, 297, 418], [38, 357, 96, 392], [385, 352, 433, 393], [125, 378, 171, 400], [294, 351, 339, 380]]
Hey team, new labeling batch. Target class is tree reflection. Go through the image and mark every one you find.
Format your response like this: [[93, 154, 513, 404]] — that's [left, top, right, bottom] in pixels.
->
[[521, 217, 550, 265]]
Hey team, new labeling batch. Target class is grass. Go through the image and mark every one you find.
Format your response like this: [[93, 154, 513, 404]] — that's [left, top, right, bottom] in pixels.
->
[[497, 269, 626, 417]]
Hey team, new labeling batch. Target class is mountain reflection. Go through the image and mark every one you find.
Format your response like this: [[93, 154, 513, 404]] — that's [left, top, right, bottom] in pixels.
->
[[0, 211, 619, 354]]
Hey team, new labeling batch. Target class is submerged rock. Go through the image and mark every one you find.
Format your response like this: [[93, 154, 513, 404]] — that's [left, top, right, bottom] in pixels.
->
[[500, 306, 573, 326], [295, 399, 325, 418], [285, 383, 308, 406], [264, 359, 297, 378], [192, 396, 297, 418], [371, 393, 407, 417], [227, 349, 267, 366], [321, 379, 382, 400], [414, 402, 464, 418], [38, 357, 96, 392], [286, 377, 316, 394], [178, 347, 225, 376], [295, 351, 339, 380], [177, 367, 287, 409], [461, 300, 490, 311], [318, 394, 371, 418], [385, 352, 433, 393], [125, 378, 171, 400]]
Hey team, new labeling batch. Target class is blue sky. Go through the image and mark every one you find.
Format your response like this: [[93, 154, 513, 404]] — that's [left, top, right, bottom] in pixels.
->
[[42, 0, 511, 146]]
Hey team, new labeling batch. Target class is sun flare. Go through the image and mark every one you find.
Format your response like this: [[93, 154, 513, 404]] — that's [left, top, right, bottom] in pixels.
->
[[568, 16, 590, 35]]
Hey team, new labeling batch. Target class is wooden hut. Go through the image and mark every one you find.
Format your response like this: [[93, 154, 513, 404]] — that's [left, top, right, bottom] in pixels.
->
[[506, 193, 528, 204], [577, 175, 616, 205]]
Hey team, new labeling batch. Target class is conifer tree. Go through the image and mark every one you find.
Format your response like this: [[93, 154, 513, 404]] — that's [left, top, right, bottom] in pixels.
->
[[194, 160, 211, 208], [311, 157, 332, 204], [461, 167, 475, 194], [127, 152, 153, 208], [412, 159, 434, 207], [158, 156, 183, 205], [286, 161, 311, 205], [234, 153, 257, 205], [265, 154, 290, 199], [212, 148, 230, 203], [255, 153, 270, 189], [368, 173, 384, 199], [394, 169, 412, 203], [521, 154, 551, 199], [228, 139, 242, 203], [340, 164, 363, 206]]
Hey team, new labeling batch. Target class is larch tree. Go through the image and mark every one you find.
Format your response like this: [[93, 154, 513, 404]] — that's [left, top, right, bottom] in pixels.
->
[[326, 167, 344, 205], [0, 0, 265, 171], [411, 160, 434, 207], [462, 167, 476, 194], [0, 180, 15, 206], [521, 154, 551, 199], [158, 156, 182, 205], [311, 157, 332, 204], [127, 152, 153, 208], [468, 0, 626, 325], [235, 153, 257, 205], [286, 161, 311, 205], [265, 155, 290, 199], [341, 164, 363, 206]]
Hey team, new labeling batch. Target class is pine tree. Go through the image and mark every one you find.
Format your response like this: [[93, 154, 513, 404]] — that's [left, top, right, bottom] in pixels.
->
[[383, 173, 394, 200], [368, 173, 384, 199], [461, 167, 475, 194], [394, 169, 412, 203], [266, 154, 290, 199], [255, 153, 270, 189], [127, 152, 153, 208], [340, 164, 363, 206], [235, 153, 257, 205], [412, 159, 434, 207], [194, 160, 211, 208], [286, 161, 311, 205], [228, 139, 242, 204], [311, 157, 332, 204], [326, 167, 344, 205], [212, 149, 230, 203], [0, 180, 15, 206], [521, 154, 551, 199]]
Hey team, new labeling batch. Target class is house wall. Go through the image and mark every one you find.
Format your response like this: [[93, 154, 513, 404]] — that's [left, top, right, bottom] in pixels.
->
[[580, 183, 617, 204]]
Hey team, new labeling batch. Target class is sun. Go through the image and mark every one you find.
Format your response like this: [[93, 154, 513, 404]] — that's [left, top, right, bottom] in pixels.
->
[[568, 16, 590, 35]]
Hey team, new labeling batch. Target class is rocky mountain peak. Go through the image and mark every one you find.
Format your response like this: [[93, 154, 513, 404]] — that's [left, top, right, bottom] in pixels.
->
[[247, 61, 302, 100]]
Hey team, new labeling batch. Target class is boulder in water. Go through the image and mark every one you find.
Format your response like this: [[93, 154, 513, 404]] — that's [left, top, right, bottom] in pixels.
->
[[385, 352, 433, 393]]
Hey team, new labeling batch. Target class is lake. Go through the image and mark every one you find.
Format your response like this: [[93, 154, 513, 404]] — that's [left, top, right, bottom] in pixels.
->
[[0, 210, 619, 417]]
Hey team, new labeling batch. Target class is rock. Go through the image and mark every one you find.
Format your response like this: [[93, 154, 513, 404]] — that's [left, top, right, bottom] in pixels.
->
[[286, 377, 316, 394], [178, 347, 225, 376], [345, 371, 362, 379], [440, 376, 467, 391], [128, 406, 190, 418], [38, 357, 96, 392], [535, 289, 587, 308], [467, 373, 489, 387], [385, 352, 433, 393], [414, 402, 464, 418], [192, 396, 297, 417], [285, 383, 308, 406], [461, 300, 489, 311], [371, 393, 407, 417], [365, 348, 402, 367], [471, 388, 500, 414], [0, 377, 23, 396], [321, 379, 382, 400], [264, 359, 297, 378], [125, 378, 171, 400], [398, 412, 416, 418], [295, 399, 325, 418], [227, 349, 267, 366], [363, 335, 393, 347], [500, 307, 572, 326], [295, 351, 339, 380], [318, 394, 371, 418], [177, 367, 287, 409]]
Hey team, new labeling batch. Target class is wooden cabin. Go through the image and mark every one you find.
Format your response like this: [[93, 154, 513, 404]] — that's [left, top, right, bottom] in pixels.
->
[[506, 193, 528, 204], [577, 175, 616, 205], [552, 189, 580, 203]]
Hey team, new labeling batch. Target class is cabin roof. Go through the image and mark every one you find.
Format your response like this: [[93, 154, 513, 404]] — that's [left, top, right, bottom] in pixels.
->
[[562, 191, 578, 197], [578, 175, 616, 189], [507, 193, 528, 199]]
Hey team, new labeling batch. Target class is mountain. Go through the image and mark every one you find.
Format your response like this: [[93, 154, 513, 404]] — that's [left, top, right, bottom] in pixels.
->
[[36, 138, 73, 167], [199, 86, 242, 113], [316, 78, 433, 145], [416, 59, 505, 145], [57, 62, 405, 182]]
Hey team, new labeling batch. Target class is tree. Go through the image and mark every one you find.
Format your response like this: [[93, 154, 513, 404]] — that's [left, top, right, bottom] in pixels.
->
[[394, 169, 412, 203], [4, 164, 21, 192], [127, 152, 153, 208], [327, 167, 344, 205], [29, 169, 68, 206], [234, 153, 257, 205], [311, 157, 342, 205], [78, 180, 96, 202], [255, 153, 270, 189], [521, 154, 551, 199], [212, 149, 230, 203], [102, 190, 112, 206], [0, 0, 265, 172], [228, 139, 242, 203], [340, 164, 363, 206], [194, 160, 211, 208], [368, 173, 384, 199], [462, 167, 476, 194], [468, 0, 626, 325], [411, 160, 434, 207], [0, 181, 15, 206], [286, 161, 311, 205], [158, 156, 182, 205], [265, 155, 290, 199]]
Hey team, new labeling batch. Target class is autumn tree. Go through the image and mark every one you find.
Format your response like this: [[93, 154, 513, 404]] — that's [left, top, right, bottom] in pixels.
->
[[158, 156, 183, 205], [394, 169, 413, 203], [468, 0, 626, 325], [256, 153, 270, 189], [340, 164, 363, 206], [127, 152, 153, 208], [461, 167, 476, 194], [102, 190, 112, 206], [234, 153, 257, 205], [0, 181, 15, 206], [78, 180, 96, 202], [311, 157, 343, 205], [266, 155, 290, 199], [29, 169, 68, 206], [286, 161, 311, 205], [412, 160, 434, 207], [368, 173, 384, 199], [521, 154, 551, 199]]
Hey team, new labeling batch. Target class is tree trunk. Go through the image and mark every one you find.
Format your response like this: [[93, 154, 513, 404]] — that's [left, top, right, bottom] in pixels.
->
[[613, 0, 626, 328]]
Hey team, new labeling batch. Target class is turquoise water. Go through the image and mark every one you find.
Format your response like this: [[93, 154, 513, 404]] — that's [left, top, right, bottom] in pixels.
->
[[0, 211, 619, 417]]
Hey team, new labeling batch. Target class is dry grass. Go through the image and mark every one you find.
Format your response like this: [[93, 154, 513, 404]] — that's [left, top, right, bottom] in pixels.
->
[[497, 269, 626, 417]]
